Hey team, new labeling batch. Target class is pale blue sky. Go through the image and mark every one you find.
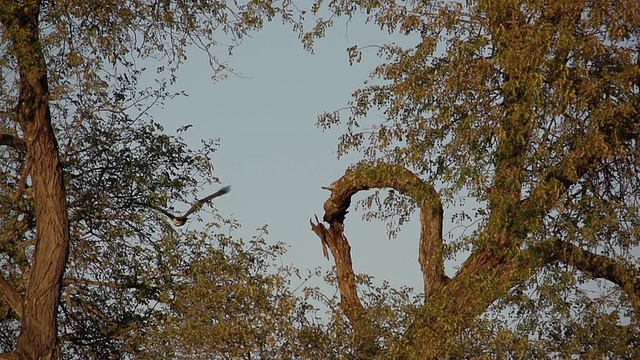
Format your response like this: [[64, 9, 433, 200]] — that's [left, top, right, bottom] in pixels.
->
[[151, 18, 431, 292]]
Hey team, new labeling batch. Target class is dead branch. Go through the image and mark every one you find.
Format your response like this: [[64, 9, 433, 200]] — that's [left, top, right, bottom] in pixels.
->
[[313, 163, 447, 297]]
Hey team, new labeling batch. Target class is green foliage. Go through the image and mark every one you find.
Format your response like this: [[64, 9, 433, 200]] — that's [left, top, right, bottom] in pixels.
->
[[0, 0, 311, 358], [306, 0, 640, 357], [2, 0, 639, 358], [129, 226, 329, 359]]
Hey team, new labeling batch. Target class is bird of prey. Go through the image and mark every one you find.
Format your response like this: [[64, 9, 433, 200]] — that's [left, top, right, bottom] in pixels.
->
[[137, 186, 230, 226]]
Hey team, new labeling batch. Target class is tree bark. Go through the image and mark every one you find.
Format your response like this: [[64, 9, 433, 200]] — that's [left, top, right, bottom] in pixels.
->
[[311, 163, 446, 358], [0, 1, 70, 359]]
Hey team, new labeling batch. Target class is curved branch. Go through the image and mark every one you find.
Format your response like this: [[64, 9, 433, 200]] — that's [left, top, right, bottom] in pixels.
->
[[317, 162, 447, 296], [311, 162, 446, 357], [0, 134, 27, 152]]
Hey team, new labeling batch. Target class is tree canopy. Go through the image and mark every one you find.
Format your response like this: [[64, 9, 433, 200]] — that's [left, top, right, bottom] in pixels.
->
[[0, 0, 304, 358], [0, 0, 639, 359], [309, 0, 640, 358]]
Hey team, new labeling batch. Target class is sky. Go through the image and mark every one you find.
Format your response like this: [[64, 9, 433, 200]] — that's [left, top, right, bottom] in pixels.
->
[[150, 16, 433, 293]]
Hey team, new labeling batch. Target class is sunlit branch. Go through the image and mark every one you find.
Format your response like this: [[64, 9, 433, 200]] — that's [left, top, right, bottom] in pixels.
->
[[311, 162, 446, 358]]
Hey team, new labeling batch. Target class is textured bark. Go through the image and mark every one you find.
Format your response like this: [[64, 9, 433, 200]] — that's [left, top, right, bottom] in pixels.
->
[[310, 220, 377, 358], [1, 1, 70, 359], [316, 163, 447, 296], [0, 276, 23, 319]]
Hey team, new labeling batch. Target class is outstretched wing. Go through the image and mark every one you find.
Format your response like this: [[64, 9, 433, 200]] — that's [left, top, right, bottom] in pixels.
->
[[182, 186, 231, 218]]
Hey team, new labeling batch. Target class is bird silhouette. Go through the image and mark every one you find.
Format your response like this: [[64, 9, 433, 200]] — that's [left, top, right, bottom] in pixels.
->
[[137, 186, 230, 226]]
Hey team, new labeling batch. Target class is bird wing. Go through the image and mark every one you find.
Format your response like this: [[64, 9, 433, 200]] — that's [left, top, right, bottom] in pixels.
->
[[182, 186, 231, 218]]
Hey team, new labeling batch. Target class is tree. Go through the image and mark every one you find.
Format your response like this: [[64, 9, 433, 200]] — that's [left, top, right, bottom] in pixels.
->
[[0, 1, 297, 358], [130, 225, 342, 360], [309, 0, 640, 358]]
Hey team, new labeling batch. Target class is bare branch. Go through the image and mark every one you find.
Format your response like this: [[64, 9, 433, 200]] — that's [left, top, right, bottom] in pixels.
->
[[12, 159, 31, 202], [315, 162, 447, 296], [64, 278, 127, 290]]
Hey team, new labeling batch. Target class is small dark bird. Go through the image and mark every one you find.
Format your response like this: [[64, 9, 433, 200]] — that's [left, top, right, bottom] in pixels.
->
[[137, 186, 230, 226]]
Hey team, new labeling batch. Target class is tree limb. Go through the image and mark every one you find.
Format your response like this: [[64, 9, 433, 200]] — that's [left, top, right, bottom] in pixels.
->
[[64, 278, 128, 289], [546, 239, 640, 315], [0, 134, 27, 152], [398, 235, 548, 358], [316, 162, 447, 296], [12, 159, 31, 202], [0, 274, 23, 320], [311, 162, 446, 358]]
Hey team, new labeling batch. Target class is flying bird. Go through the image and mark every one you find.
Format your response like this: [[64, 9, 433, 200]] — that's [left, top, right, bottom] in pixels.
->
[[137, 186, 230, 226]]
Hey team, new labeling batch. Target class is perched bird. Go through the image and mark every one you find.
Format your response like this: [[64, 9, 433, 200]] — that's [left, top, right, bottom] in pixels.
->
[[137, 186, 230, 226]]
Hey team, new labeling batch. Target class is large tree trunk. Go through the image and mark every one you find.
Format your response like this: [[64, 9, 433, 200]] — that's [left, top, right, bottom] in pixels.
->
[[0, 1, 70, 359]]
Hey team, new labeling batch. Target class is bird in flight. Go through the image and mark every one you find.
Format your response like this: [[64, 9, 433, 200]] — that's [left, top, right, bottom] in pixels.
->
[[137, 186, 230, 226]]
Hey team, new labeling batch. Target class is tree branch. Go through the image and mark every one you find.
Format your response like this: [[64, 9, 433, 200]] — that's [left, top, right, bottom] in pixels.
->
[[12, 159, 31, 202], [311, 163, 449, 355], [64, 278, 128, 289], [317, 162, 447, 296], [547, 239, 640, 315], [399, 237, 548, 358], [310, 218, 376, 356], [0, 274, 23, 320], [0, 134, 27, 152], [311, 162, 446, 358]]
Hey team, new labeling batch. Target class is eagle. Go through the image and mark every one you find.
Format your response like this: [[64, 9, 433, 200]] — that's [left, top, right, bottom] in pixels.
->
[[137, 186, 230, 226]]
